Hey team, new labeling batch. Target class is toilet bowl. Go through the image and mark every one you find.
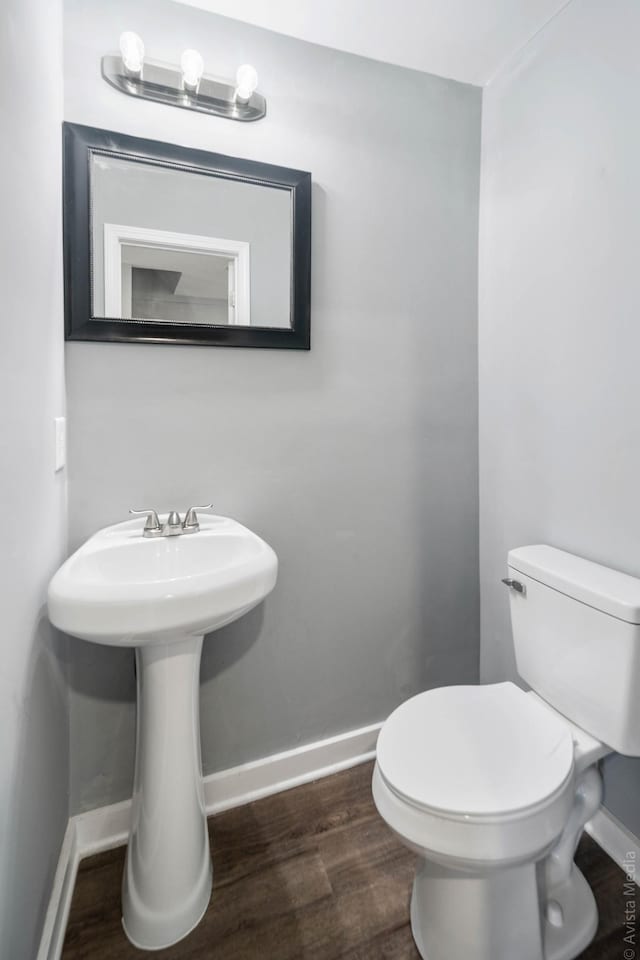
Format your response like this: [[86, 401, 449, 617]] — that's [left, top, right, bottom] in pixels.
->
[[373, 681, 608, 960], [373, 545, 640, 960]]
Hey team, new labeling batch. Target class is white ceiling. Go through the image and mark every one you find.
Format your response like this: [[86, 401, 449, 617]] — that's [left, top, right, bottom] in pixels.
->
[[174, 0, 572, 86]]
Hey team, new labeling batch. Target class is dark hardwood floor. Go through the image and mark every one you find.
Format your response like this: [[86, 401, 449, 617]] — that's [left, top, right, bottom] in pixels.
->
[[62, 762, 630, 959]]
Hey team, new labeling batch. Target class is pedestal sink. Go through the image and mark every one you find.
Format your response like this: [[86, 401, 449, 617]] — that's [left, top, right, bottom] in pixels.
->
[[48, 514, 277, 949]]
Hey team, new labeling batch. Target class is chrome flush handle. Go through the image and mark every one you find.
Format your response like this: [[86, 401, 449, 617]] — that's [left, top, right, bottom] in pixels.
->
[[501, 577, 527, 596]]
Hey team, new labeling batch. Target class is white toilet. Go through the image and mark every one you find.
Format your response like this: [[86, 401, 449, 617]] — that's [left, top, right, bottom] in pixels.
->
[[373, 544, 640, 960]]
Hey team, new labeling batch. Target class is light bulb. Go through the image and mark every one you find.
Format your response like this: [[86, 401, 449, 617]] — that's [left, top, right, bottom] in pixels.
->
[[181, 48, 204, 92], [119, 31, 144, 77], [235, 63, 258, 102]]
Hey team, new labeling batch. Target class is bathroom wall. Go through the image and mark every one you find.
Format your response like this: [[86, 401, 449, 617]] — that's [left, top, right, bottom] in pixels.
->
[[479, 0, 640, 837], [64, 0, 482, 813], [0, 0, 69, 954]]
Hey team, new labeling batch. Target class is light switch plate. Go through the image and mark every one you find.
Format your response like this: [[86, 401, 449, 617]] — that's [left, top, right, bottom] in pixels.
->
[[54, 417, 66, 472]]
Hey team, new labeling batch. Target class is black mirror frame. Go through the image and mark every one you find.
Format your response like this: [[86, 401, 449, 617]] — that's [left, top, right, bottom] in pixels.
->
[[63, 122, 311, 350]]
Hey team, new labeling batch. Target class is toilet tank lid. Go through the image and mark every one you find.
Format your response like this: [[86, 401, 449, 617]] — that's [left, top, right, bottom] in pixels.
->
[[508, 545, 640, 625]]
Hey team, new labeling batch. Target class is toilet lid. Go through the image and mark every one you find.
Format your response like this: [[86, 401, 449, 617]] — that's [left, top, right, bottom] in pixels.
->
[[376, 682, 574, 817]]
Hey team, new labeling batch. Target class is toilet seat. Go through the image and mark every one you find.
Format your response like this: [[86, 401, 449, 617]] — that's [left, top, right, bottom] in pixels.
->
[[377, 681, 574, 818], [373, 682, 576, 866]]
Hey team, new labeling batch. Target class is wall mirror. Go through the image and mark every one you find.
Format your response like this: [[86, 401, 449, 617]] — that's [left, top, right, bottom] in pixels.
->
[[63, 123, 311, 349]]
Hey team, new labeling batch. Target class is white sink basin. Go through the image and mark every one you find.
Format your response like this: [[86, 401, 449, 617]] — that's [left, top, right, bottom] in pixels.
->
[[48, 515, 277, 645], [48, 514, 277, 951]]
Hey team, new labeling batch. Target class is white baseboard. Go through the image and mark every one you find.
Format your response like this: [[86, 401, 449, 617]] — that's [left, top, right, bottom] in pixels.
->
[[37, 822, 79, 960], [37, 720, 382, 960], [586, 807, 640, 886], [74, 797, 132, 857], [204, 720, 381, 814]]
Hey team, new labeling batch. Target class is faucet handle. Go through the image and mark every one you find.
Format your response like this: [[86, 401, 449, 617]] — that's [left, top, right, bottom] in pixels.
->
[[129, 508, 161, 533], [183, 504, 213, 531]]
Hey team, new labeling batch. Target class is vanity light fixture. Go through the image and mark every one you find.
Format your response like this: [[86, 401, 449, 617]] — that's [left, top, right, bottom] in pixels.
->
[[102, 34, 266, 121]]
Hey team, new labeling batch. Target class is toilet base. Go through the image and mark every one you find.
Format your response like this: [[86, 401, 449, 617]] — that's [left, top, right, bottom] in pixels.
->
[[543, 865, 598, 960], [409, 856, 597, 960]]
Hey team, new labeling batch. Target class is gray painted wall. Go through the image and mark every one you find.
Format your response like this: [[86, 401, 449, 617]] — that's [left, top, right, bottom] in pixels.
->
[[64, 0, 481, 813], [479, 0, 640, 836], [0, 0, 69, 954], [91, 155, 291, 326]]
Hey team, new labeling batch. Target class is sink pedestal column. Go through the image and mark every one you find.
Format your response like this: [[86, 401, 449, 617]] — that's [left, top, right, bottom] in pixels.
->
[[122, 635, 212, 949]]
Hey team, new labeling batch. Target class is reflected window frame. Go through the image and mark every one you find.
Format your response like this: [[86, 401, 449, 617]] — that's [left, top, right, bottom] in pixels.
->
[[63, 122, 311, 350]]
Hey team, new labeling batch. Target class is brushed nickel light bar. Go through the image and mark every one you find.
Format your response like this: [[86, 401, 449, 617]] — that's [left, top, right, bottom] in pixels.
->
[[101, 32, 266, 122]]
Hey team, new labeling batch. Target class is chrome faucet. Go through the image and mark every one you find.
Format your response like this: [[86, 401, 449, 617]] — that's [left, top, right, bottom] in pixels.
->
[[129, 505, 213, 538]]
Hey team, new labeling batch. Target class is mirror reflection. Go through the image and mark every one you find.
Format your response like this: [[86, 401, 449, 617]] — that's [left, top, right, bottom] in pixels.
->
[[124, 249, 239, 326], [90, 155, 293, 329]]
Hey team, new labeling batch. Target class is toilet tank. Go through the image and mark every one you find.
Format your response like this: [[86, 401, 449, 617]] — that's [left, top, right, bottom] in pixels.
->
[[507, 545, 640, 756]]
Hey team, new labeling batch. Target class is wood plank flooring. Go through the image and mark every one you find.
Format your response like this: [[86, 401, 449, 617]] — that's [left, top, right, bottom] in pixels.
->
[[62, 762, 631, 959]]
